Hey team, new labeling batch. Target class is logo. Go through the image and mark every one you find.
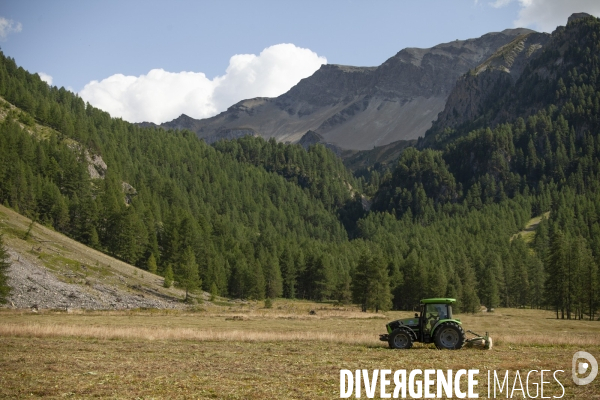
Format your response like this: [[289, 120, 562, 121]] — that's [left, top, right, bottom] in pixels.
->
[[572, 351, 598, 385]]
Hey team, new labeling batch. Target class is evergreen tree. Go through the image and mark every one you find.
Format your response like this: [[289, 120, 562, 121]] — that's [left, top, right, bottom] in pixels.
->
[[545, 230, 567, 318], [264, 297, 273, 309], [333, 269, 352, 305], [352, 249, 392, 312], [163, 264, 174, 289], [178, 246, 201, 302], [279, 247, 297, 299], [479, 255, 500, 310], [247, 261, 266, 300], [147, 253, 157, 274], [459, 263, 480, 313], [210, 281, 218, 301], [264, 256, 283, 299]]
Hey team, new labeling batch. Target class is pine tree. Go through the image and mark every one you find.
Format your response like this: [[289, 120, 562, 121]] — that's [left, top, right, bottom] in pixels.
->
[[229, 257, 250, 299], [545, 230, 567, 318], [264, 297, 273, 309], [279, 247, 297, 298], [163, 264, 174, 289], [479, 260, 500, 310], [147, 253, 157, 274], [178, 246, 201, 302], [568, 236, 591, 319], [352, 250, 392, 312], [334, 269, 352, 305], [527, 256, 545, 309], [210, 281, 218, 301], [247, 261, 266, 300], [264, 256, 283, 299], [459, 263, 480, 314]]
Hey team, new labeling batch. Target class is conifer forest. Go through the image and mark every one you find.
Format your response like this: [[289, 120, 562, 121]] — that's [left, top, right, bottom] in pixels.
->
[[2, 16, 600, 321]]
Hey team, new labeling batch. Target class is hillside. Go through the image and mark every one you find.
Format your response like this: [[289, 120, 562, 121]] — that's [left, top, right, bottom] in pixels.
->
[[377, 14, 600, 217], [0, 57, 359, 305], [422, 12, 597, 148], [368, 14, 600, 318], [145, 29, 533, 150], [0, 204, 186, 309], [425, 31, 551, 140]]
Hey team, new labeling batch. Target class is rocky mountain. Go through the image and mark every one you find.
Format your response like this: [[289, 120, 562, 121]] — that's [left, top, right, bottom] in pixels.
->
[[297, 130, 342, 156], [423, 31, 551, 142], [342, 139, 417, 173], [148, 28, 534, 150], [422, 12, 595, 148]]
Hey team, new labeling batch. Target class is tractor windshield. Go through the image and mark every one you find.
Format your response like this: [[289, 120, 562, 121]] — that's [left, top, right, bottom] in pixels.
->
[[436, 305, 448, 319], [424, 304, 450, 331], [425, 304, 447, 318]]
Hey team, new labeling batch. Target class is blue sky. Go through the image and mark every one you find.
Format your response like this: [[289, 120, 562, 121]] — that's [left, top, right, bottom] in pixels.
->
[[1, 0, 599, 123]]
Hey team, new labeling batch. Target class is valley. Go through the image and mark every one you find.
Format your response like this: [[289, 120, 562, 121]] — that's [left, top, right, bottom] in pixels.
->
[[1, 11, 600, 399]]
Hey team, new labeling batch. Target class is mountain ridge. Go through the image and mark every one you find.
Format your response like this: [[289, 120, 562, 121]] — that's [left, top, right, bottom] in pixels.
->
[[142, 28, 535, 150], [421, 12, 597, 149]]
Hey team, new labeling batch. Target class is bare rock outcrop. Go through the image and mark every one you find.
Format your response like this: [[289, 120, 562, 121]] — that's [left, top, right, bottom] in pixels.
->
[[86, 152, 107, 179]]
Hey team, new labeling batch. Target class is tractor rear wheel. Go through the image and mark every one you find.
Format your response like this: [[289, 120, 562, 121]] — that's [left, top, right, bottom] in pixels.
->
[[434, 322, 465, 350], [388, 329, 413, 349]]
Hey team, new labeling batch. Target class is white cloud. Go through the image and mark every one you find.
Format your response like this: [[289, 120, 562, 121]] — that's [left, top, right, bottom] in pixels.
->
[[38, 72, 53, 86], [489, 0, 513, 9], [514, 0, 600, 32], [0, 16, 22, 41], [491, 0, 600, 32], [79, 43, 327, 124]]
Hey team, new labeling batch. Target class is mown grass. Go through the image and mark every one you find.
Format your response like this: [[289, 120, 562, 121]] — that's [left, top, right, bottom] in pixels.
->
[[1, 307, 599, 399]]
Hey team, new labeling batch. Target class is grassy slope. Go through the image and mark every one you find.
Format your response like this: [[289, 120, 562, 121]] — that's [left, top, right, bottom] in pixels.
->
[[511, 212, 550, 243], [0, 95, 59, 140], [0, 94, 197, 307], [0, 203, 187, 303]]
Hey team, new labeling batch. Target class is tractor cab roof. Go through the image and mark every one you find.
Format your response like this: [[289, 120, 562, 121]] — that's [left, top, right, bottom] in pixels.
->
[[420, 298, 456, 305]]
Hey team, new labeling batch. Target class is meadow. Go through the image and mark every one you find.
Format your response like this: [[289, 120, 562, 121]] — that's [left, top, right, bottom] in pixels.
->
[[1, 303, 599, 399]]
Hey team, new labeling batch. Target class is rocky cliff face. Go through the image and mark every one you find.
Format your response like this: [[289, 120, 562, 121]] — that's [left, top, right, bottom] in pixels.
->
[[150, 29, 534, 150], [428, 31, 551, 135], [424, 13, 596, 147], [297, 130, 342, 156]]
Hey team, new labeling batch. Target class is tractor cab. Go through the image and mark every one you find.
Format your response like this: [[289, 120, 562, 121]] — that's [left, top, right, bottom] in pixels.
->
[[380, 298, 465, 350], [419, 298, 454, 342]]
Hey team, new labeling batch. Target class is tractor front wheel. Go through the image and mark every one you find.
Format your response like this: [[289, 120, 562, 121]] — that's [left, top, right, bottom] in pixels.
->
[[434, 322, 465, 350], [388, 329, 413, 349]]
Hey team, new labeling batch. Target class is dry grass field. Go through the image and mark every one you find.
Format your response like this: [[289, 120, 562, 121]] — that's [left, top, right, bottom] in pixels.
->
[[1, 304, 599, 399], [1, 204, 599, 398]]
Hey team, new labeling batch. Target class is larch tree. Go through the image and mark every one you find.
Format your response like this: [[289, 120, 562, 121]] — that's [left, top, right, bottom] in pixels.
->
[[352, 249, 392, 313], [178, 246, 201, 302]]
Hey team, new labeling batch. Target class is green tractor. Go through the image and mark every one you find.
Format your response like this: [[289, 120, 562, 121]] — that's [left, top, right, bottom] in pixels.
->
[[380, 298, 481, 350]]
